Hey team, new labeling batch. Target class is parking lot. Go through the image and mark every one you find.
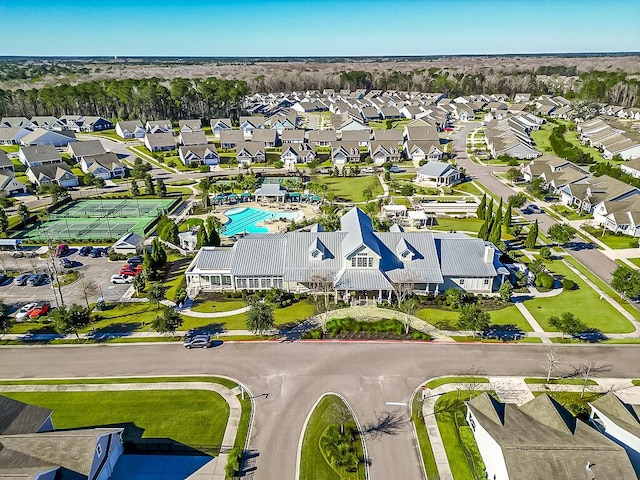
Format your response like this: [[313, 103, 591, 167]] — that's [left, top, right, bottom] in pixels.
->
[[0, 247, 133, 313]]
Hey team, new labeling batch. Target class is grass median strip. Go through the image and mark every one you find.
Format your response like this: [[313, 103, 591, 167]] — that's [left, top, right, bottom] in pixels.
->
[[524, 377, 597, 386], [412, 395, 439, 480], [425, 376, 489, 390]]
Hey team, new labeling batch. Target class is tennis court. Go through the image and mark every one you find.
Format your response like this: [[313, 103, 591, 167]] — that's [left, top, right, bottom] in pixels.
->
[[19, 198, 179, 242]]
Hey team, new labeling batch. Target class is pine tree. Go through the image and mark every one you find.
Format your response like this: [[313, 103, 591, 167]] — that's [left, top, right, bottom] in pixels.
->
[[525, 220, 538, 249], [479, 217, 491, 240], [486, 198, 494, 220], [489, 214, 502, 244], [476, 194, 486, 220], [196, 227, 208, 249]]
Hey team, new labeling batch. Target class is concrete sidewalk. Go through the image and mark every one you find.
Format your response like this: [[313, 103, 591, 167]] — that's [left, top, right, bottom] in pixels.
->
[[0, 381, 245, 480]]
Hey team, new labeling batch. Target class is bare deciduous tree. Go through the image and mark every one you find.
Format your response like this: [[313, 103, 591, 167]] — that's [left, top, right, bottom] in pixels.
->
[[309, 272, 335, 333], [546, 348, 560, 382], [78, 279, 98, 309]]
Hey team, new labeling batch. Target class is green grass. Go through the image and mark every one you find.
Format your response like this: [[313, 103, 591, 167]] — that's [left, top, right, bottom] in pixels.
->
[[452, 182, 483, 197], [425, 376, 489, 390], [163, 257, 191, 302], [582, 225, 639, 249], [416, 308, 459, 328], [314, 175, 383, 202], [435, 391, 487, 480], [299, 394, 366, 480], [627, 258, 640, 268], [0, 144, 20, 153], [274, 300, 314, 325], [524, 377, 597, 385], [429, 217, 484, 233], [488, 305, 533, 332], [633, 380, 640, 386], [3, 390, 229, 448], [450, 335, 543, 343], [412, 395, 439, 480], [524, 260, 634, 333], [531, 391, 603, 417], [191, 296, 248, 313], [550, 205, 593, 221], [417, 305, 532, 332]]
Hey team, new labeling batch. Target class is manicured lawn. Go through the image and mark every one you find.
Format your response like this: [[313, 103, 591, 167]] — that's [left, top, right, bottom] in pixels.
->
[[524, 377, 597, 385], [191, 294, 248, 313], [451, 335, 543, 343], [435, 391, 487, 480], [0, 144, 20, 153], [627, 258, 640, 268], [299, 394, 366, 480], [179, 217, 204, 231], [314, 175, 383, 202], [489, 305, 533, 332], [531, 391, 603, 416], [412, 395, 439, 480], [3, 390, 229, 447], [524, 260, 634, 333], [452, 181, 483, 197], [425, 376, 489, 390], [429, 217, 484, 233], [417, 305, 531, 332], [274, 300, 314, 325], [633, 380, 640, 386], [163, 257, 192, 302], [582, 225, 638, 249], [416, 307, 459, 329], [530, 126, 552, 153], [551, 205, 592, 221]]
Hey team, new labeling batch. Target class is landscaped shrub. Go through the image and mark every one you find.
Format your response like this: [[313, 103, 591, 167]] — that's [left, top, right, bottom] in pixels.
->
[[319, 424, 361, 473], [535, 271, 555, 289], [108, 252, 127, 261], [562, 278, 576, 291]]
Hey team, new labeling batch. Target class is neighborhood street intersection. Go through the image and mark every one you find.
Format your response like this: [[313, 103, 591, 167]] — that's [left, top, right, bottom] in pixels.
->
[[0, 341, 637, 479]]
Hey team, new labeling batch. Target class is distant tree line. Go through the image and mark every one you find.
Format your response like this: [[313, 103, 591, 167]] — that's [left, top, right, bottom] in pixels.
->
[[0, 76, 249, 120]]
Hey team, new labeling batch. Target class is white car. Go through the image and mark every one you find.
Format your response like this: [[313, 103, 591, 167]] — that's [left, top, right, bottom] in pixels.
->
[[110, 274, 133, 284], [16, 302, 38, 321]]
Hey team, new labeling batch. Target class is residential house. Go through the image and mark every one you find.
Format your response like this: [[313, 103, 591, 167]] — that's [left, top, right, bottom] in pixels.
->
[[185, 207, 506, 297], [266, 113, 297, 133], [112, 232, 143, 255], [280, 129, 306, 144], [0, 171, 27, 195], [621, 157, 640, 179], [251, 128, 278, 147], [405, 141, 443, 162], [18, 145, 62, 167], [308, 129, 336, 147], [281, 144, 316, 169], [26, 163, 79, 188], [80, 153, 127, 180], [179, 130, 208, 146], [239, 116, 265, 135], [465, 393, 636, 480], [416, 161, 461, 186], [67, 140, 106, 161], [210, 118, 233, 138], [144, 132, 176, 152], [79, 116, 114, 132], [236, 142, 266, 166], [589, 393, 640, 473], [179, 145, 219, 167], [342, 129, 371, 147], [373, 129, 403, 143], [0, 116, 31, 128], [563, 175, 640, 215], [29, 116, 64, 130], [0, 151, 14, 172], [0, 126, 32, 145], [331, 142, 361, 164], [220, 129, 245, 149], [369, 141, 401, 164], [0, 395, 125, 480], [145, 119, 173, 134], [178, 119, 202, 132], [20, 128, 77, 147], [115, 120, 145, 139]]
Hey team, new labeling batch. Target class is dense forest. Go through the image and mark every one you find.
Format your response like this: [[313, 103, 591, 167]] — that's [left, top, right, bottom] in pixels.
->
[[0, 77, 248, 120]]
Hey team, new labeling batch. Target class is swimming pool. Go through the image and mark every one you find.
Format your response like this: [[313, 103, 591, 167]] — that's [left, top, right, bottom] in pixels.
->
[[222, 207, 297, 236]]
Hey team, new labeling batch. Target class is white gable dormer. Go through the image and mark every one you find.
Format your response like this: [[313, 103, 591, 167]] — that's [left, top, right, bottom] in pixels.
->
[[308, 237, 329, 261], [395, 238, 415, 262]]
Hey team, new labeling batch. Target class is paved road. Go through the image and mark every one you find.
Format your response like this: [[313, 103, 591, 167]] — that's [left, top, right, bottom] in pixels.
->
[[452, 122, 620, 284], [0, 342, 637, 480]]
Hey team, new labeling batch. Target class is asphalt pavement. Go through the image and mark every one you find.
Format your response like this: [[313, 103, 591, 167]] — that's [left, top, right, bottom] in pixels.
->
[[0, 342, 637, 480]]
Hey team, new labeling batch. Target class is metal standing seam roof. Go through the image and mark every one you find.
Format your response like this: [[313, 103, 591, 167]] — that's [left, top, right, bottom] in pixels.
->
[[437, 237, 496, 277], [340, 207, 381, 258], [417, 161, 458, 178], [231, 236, 288, 276], [190, 248, 235, 272]]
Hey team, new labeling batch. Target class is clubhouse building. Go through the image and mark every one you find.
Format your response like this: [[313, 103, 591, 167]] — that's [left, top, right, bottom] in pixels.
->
[[185, 208, 508, 299]]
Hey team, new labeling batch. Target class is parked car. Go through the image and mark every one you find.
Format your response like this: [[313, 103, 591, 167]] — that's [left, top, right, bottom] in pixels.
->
[[110, 274, 133, 284], [27, 301, 50, 319], [60, 258, 74, 269], [389, 165, 402, 173], [183, 334, 212, 349], [120, 265, 143, 276], [79, 246, 93, 256], [0, 273, 7, 284], [127, 256, 143, 266], [27, 272, 48, 287], [99, 247, 109, 257], [90, 248, 102, 258], [16, 302, 38, 320], [54, 244, 69, 257], [14, 273, 31, 286], [362, 167, 375, 173]]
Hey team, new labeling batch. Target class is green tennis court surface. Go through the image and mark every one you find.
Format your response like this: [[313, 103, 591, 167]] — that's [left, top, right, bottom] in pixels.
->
[[18, 199, 177, 242]]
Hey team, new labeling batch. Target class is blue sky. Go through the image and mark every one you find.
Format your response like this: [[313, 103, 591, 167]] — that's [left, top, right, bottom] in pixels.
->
[[1, 0, 638, 56]]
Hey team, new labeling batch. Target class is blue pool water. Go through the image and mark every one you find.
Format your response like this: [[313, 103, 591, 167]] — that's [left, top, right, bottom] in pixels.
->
[[223, 207, 297, 236]]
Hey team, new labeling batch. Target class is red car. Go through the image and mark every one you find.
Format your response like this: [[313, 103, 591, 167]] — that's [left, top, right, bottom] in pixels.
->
[[444, 127, 453, 132], [120, 264, 143, 276], [28, 301, 51, 319]]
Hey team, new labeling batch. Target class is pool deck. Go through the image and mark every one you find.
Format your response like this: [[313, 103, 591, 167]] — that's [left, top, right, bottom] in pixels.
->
[[190, 201, 318, 234]]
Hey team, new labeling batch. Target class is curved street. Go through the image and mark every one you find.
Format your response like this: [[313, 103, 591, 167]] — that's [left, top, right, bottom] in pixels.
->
[[0, 342, 638, 479]]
